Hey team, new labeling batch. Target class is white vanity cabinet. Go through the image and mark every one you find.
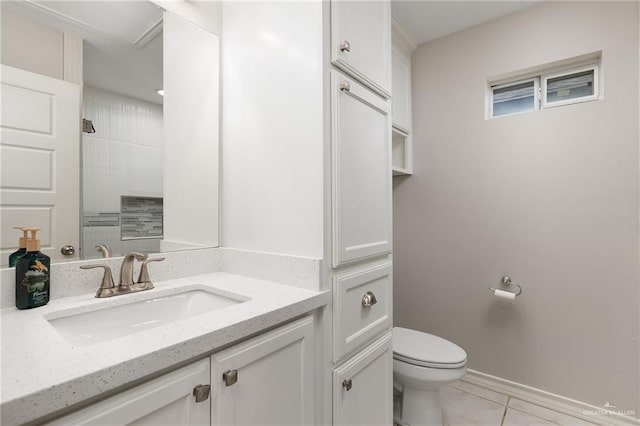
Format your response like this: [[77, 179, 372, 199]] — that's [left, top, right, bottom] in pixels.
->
[[46, 316, 315, 426], [331, 71, 392, 268], [210, 316, 315, 425], [47, 359, 211, 426], [331, 0, 392, 97]]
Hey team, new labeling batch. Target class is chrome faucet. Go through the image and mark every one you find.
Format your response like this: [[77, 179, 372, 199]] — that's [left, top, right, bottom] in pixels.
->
[[80, 252, 165, 298]]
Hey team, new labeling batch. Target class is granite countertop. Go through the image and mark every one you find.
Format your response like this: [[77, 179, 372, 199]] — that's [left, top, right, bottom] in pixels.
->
[[1, 272, 329, 425]]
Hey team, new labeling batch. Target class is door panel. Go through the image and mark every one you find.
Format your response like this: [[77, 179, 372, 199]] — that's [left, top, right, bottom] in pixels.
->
[[331, 0, 391, 97], [1, 65, 80, 264], [333, 332, 393, 425], [211, 316, 315, 426], [331, 70, 392, 267]]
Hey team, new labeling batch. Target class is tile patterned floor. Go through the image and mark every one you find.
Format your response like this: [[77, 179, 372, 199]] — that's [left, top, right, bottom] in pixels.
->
[[397, 380, 601, 426]]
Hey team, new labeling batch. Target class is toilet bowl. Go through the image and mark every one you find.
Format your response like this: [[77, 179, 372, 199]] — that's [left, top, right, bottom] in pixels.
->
[[393, 327, 467, 426]]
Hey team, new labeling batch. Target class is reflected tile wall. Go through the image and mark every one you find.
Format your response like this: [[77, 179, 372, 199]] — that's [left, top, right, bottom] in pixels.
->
[[82, 86, 164, 253], [121, 196, 163, 240]]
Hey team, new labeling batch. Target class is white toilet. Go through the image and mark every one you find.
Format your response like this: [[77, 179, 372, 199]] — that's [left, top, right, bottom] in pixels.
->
[[393, 327, 468, 426]]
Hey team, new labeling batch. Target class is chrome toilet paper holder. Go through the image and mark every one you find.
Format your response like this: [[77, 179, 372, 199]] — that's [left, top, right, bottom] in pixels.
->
[[489, 276, 522, 296]]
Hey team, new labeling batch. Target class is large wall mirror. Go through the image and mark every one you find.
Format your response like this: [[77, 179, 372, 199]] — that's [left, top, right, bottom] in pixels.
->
[[0, 0, 220, 266]]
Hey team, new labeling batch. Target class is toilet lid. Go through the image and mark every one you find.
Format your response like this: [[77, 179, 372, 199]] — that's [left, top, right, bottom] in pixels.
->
[[393, 327, 467, 369]]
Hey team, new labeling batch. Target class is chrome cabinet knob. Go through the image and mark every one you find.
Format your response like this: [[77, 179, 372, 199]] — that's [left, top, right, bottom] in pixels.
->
[[339, 40, 351, 52], [361, 291, 378, 307], [342, 379, 352, 391], [60, 245, 75, 256], [340, 81, 351, 92]]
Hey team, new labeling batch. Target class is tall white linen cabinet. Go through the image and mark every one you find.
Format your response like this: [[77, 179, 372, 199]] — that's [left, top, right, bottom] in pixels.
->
[[222, 1, 394, 424]]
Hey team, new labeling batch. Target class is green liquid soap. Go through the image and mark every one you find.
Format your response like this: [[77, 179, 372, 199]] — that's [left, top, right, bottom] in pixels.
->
[[8, 227, 29, 267], [15, 228, 50, 310]]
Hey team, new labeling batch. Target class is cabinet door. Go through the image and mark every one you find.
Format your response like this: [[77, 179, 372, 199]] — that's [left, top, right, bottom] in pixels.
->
[[47, 360, 210, 425], [331, 0, 391, 97], [333, 332, 393, 426], [332, 70, 392, 267], [391, 41, 412, 133], [211, 316, 315, 426]]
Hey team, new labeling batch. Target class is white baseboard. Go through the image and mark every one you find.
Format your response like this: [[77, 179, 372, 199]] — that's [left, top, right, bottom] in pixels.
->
[[462, 369, 639, 426]]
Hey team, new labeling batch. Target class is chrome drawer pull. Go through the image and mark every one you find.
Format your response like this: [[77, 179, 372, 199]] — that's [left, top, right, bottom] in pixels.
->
[[340, 81, 351, 92], [361, 291, 377, 307], [339, 40, 351, 52], [342, 379, 353, 391]]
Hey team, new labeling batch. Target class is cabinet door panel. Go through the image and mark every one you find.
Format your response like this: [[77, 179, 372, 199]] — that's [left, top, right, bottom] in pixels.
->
[[391, 41, 412, 133], [211, 316, 314, 426], [331, 0, 391, 97], [333, 332, 393, 425], [332, 71, 392, 267], [47, 360, 210, 426]]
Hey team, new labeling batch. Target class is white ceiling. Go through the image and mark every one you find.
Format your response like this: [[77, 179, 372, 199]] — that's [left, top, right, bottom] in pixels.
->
[[391, 1, 540, 46]]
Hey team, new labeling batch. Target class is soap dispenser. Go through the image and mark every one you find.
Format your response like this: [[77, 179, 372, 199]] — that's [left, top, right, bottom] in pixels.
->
[[15, 228, 50, 309], [8, 227, 29, 267]]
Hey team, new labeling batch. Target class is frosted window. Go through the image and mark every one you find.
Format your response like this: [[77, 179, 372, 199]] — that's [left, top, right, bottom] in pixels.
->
[[488, 60, 600, 119], [546, 69, 595, 104], [492, 81, 536, 117]]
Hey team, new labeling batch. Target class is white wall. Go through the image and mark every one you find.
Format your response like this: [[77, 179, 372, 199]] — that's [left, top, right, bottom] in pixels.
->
[[0, 10, 63, 79], [82, 86, 163, 258], [162, 11, 219, 251], [394, 1, 639, 414], [220, 1, 325, 258]]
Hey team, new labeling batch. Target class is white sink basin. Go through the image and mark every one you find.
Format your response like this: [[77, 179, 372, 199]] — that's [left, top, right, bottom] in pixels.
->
[[48, 289, 247, 347]]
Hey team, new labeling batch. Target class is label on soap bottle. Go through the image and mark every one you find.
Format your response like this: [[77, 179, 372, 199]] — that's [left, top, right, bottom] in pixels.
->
[[15, 255, 50, 309]]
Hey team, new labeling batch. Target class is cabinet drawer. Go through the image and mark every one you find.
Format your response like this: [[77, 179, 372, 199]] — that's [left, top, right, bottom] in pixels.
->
[[333, 332, 393, 426], [333, 263, 392, 361]]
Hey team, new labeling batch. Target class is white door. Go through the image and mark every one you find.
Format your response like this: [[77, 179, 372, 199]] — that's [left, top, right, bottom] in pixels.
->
[[211, 316, 315, 425], [332, 70, 392, 267], [331, 0, 391, 97], [333, 332, 393, 426], [46, 359, 211, 425], [1, 65, 80, 264]]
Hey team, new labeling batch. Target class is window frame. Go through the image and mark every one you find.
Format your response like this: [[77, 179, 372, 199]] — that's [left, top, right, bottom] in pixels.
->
[[487, 58, 602, 119], [489, 77, 540, 118], [541, 64, 599, 109]]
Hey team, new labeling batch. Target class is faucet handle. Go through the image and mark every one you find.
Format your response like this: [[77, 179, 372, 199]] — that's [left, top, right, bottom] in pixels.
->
[[137, 257, 165, 285], [80, 264, 116, 298], [129, 252, 148, 261]]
